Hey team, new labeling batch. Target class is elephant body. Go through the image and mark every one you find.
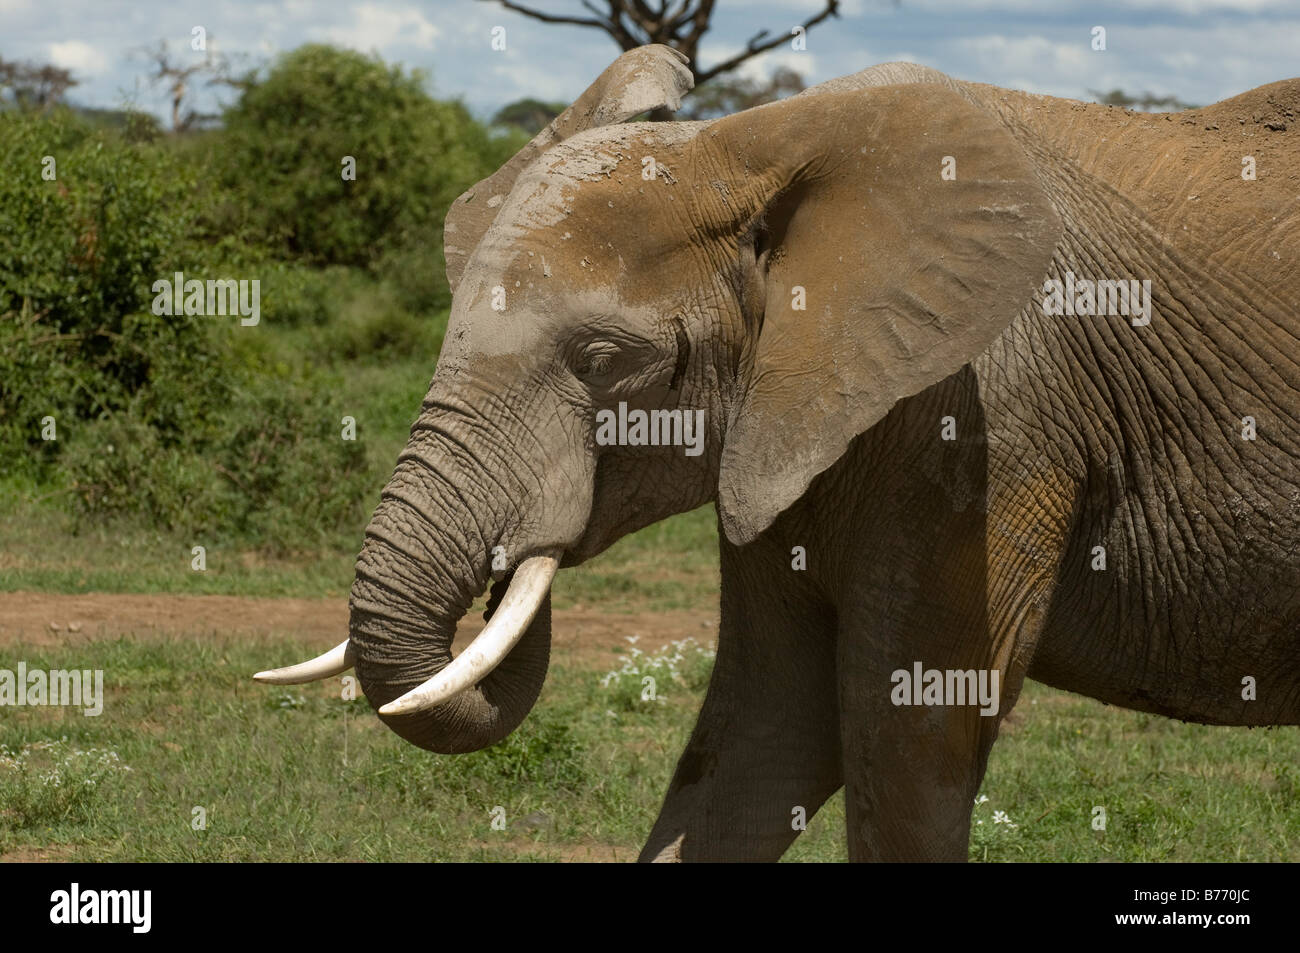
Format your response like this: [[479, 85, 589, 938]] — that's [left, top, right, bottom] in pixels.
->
[[259, 49, 1300, 861], [646, 70, 1300, 860], [977, 74, 1300, 727]]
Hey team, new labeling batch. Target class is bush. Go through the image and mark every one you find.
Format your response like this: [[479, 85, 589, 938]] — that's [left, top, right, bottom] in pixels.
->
[[314, 280, 445, 362], [0, 47, 514, 553], [247, 261, 347, 328], [0, 107, 210, 476], [61, 361, 375, 552], [372, 239, 451, 316], [211, 45, 506, 274]]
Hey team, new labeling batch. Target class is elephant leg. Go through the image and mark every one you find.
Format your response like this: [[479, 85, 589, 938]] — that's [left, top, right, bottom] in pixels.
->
[[639, 529, 841, 862], [835, 470, 1071, 861], [837, 619, 1028, 861]]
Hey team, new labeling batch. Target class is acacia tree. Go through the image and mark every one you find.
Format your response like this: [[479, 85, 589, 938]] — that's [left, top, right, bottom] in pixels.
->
[[493, 96, 570, 133], [0, 57, 77, 110], [481, 0, 839, 117]]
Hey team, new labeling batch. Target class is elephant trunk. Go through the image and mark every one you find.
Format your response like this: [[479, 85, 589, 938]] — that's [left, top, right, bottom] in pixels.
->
[[346, 446, 552, 754]]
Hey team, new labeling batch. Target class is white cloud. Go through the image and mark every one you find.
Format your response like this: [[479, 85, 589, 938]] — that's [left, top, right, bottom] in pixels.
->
[[1114, 0, 1296, 11], [957, 34, 1092, 77], [1160, 51, 1200, 70], [3, 0, 1293, 127], [739, 50, 818, 81], [942, 19, 1298, 105], [47, 40, 109, 76], [318, 3, 439, 52], [488, 54, 584, 103]]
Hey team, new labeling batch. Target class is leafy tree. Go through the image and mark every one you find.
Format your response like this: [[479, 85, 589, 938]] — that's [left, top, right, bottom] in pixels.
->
[[0, 56, 77, 110], [0, 107, 210, 468], [0, 107, 374, 542], [493, 97, 568, 134], [210, 44, 509, 270]]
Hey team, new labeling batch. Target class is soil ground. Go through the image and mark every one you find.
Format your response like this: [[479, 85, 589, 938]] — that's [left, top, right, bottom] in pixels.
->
[[0, 591, 717, 667]]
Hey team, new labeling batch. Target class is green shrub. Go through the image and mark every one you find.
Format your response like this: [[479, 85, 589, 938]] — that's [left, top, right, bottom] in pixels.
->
[[0, 109, 202, 337], [0, 108, 211, 476], [0, 48, 513, 553], [60, 361, 374, 552], [373, 239, 451, 316], [314, 280, 444, 362], [211, 45, 504, 273], [248, 261, 347, 328], [59, 414, 222, 526], [214, 371, 374, 545]]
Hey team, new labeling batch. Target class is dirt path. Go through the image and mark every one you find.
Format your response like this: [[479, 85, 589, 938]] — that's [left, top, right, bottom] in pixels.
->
[[0, 591, 716, 668]]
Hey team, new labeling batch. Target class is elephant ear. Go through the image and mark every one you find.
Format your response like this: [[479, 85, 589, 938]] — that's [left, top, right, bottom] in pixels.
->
[[443, 44, 693, 293], [708, 81, 1062, 545]]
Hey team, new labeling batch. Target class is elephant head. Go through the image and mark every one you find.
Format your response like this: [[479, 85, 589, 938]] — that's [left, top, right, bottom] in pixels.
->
[[255, 49, 1060, 755]]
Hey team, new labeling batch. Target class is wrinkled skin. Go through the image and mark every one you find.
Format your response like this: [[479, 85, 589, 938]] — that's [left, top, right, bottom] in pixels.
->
[[347, 47, 1300, 860]]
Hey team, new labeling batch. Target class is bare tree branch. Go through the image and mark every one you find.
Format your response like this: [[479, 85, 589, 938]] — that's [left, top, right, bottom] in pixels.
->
[[139, 39, 236, 132], [489, 0, 608, 28], [579, 0, 637, 48], [694, 1, 839, 83], [479, 0, 842, 98]]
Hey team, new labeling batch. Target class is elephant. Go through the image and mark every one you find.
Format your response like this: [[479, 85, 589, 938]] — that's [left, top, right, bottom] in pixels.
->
[[256, 46, 1300, 861]]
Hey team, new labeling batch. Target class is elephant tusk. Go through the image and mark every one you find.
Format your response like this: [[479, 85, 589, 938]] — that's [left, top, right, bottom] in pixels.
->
[[378, 552, 560, 717], [253, 639, 354, 684]]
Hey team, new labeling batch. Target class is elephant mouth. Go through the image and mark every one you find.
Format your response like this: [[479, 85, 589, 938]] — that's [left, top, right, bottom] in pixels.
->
[[251, 549, 561, 718]]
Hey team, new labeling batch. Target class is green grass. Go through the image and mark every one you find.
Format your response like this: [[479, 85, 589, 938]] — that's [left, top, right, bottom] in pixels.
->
[[0, 636, 719, 861], [0, 485, 719, 611], [967, 687, 1300, 861], [1, 638, 1295, 862]]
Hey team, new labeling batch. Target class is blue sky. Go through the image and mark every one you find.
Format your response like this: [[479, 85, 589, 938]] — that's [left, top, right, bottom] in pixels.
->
[[2, 0, 1297, 122]]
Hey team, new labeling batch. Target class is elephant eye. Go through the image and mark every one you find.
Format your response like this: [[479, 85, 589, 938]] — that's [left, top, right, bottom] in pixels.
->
[[576, 342, 620, 382]]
